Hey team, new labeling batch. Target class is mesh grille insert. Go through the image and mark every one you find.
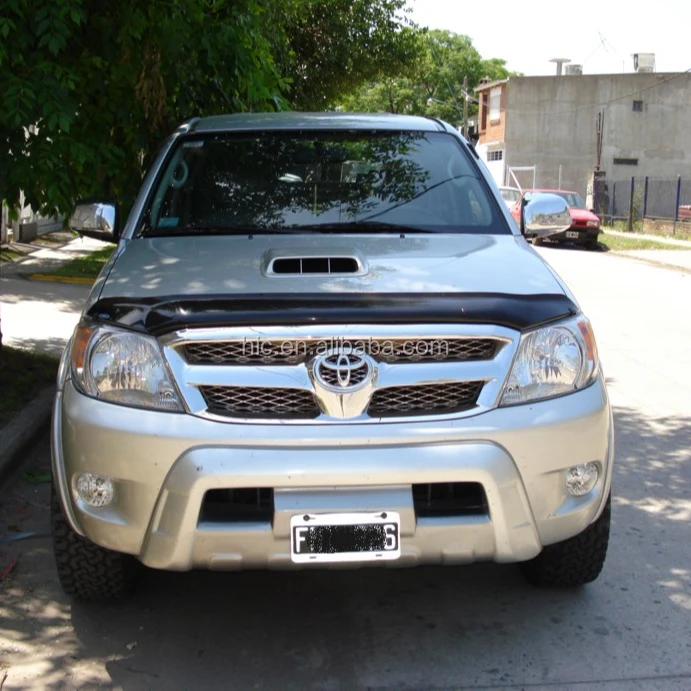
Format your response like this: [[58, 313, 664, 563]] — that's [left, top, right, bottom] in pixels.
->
[[184, 338, 500, 366], [368, 381, 484, 418], [200, 386, 319, 419]]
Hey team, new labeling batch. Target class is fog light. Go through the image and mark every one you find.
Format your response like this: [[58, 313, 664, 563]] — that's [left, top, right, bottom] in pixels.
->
[[565, 462, 600, 496], [76, 473, 115, 508]]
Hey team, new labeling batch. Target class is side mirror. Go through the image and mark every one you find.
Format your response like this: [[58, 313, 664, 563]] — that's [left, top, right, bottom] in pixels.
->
[[69, 200, 119, 243], [522, 193, 572, 240]]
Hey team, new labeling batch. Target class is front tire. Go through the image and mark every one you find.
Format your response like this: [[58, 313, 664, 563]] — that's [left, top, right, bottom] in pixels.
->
[[520, 495, 611, 587], [52, 484, 140, 601]]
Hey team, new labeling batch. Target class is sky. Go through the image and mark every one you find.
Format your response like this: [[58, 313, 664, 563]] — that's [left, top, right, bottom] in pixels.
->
[[408, 0, 691, 76]]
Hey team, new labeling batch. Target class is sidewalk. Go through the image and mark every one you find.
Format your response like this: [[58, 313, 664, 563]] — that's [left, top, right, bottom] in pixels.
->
[[614, 248, 691, 272], [604, 228, 691, 248], [600, 229, 691, 273], [1, 234, 109, 281]]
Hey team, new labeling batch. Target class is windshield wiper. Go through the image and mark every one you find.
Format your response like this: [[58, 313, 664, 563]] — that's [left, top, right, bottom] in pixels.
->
[[285, 221, 441, 234], [144, 225, 317, 238]]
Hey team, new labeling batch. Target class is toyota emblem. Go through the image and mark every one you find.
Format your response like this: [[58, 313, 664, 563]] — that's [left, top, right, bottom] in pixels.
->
[[314, 350, 373, 391]]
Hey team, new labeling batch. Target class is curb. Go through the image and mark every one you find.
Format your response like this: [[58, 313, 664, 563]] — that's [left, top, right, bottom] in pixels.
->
[[609, 251, 691, 275], [602, 229, 691, 248], [0, 387, 55, 487], [25, 274, 94, 285]]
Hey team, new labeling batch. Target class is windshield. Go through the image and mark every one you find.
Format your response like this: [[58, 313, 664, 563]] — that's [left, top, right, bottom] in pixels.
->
[[500, 188, 521, 202], [551, 192, 586, 209], [141, 131, 509, 235]]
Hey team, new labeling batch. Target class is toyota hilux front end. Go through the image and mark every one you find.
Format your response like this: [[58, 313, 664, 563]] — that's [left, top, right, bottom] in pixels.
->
[[52, 113, 613, 601]]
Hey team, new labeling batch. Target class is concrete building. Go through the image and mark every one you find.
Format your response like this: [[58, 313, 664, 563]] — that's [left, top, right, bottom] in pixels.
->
[[475, 70, 691, 197]]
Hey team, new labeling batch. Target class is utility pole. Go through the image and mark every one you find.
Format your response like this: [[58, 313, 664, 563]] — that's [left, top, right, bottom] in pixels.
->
[[462, 76, 469, 139]]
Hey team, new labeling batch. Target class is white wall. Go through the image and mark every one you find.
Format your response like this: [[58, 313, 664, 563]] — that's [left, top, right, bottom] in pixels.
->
[[475, 143, 506, 187]]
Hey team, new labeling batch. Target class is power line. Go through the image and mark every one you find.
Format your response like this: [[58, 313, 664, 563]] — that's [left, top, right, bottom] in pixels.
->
[[581, 40, 604, 66], [426, 39, 464, 116]]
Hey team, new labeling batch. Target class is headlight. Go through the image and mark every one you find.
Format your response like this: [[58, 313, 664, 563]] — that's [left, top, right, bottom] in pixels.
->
[[500, 316, 599, 406], [70, 322, 183, 412], [587, 220, 599, 228]]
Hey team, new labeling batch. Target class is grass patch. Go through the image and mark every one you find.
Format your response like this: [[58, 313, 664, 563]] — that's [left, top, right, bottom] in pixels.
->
[[1, 247, 23, 262], [600, 232, 691, 252], [0, 346, 59, 428], [48, 247, 114, 279]]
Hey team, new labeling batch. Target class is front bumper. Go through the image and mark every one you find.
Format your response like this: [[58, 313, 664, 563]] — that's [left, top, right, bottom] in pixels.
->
[[547, 226, 601, 244], [52, 378, 613, 572]]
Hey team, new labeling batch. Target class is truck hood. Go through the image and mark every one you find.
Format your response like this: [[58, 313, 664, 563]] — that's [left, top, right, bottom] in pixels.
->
[[100, 233, 565, 298]]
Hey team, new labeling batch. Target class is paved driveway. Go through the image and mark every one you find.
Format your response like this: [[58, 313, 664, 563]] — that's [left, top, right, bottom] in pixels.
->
[[0, 276, 91, 356], [1, 246, 690, 690]]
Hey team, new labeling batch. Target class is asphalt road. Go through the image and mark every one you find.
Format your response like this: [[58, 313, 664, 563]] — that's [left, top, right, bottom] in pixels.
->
[[1, 245, 690, 690]]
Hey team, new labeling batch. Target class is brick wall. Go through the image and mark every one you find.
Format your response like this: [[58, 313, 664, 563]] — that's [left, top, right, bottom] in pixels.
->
[[478, 84, 506, 144]]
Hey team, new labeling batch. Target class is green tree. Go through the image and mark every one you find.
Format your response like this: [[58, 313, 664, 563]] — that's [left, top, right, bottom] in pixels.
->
[[274, 0, 421, 111], [340, 30, 516, 128], [0, 0, 422, 220], [0, 0, 288, 221]]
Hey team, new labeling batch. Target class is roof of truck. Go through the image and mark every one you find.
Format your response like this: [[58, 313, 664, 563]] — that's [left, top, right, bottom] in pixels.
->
[[182, 111, 450, 134]]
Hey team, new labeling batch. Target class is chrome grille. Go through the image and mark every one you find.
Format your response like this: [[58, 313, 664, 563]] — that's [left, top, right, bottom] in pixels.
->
[[368, 381, 484, 418], [200, 386, 319, 419], [377, 338, 497, 363], [163, 324, 517, 424], [186, 341, 305, 365], [184, 338, 499, 366]]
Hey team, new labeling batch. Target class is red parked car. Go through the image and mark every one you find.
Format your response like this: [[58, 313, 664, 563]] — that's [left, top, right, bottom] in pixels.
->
[[511, 189, 601, 250]]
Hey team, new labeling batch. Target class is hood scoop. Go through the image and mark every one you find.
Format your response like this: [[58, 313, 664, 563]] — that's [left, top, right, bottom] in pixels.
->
[[265, 252, 366, 276]]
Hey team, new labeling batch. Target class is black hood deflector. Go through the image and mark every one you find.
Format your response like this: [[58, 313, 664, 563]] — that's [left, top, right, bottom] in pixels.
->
[[86, 293, 578, 335]]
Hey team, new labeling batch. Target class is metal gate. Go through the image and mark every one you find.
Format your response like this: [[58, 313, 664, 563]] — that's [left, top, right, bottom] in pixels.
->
[[505, 166, 536, 191]]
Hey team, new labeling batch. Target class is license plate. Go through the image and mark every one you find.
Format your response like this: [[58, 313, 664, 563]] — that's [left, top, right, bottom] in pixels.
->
[[566, 230, 579, 239], [290, 512, 401, 563]]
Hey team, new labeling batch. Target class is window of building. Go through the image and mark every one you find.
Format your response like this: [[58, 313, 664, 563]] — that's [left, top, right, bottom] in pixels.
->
[[489, 87, 502, 122], [613, 157, 638, 166], [632, 100, 643, 112], [487, 150, 504, 162], [481, 93, 488, 130]]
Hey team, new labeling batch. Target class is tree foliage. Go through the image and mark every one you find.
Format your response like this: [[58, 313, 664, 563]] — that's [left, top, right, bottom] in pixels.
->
[[340, 30, 517, 128], [0, 0, 417, 219], [275, 0, 420, 111]]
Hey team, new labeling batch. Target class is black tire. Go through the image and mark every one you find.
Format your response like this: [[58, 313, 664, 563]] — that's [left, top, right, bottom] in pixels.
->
[[584, 240, 600, 251], [52, 484, 140, 601], [532, 237, 544, 246], [520, 495, 611, 588]]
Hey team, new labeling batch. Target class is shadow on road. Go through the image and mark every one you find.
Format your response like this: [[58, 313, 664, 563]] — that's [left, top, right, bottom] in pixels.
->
[[0, 277, 90, 313]]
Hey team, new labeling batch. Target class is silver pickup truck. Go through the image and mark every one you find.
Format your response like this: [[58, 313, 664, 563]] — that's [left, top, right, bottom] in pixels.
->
[[52, 113, 613, 601]]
